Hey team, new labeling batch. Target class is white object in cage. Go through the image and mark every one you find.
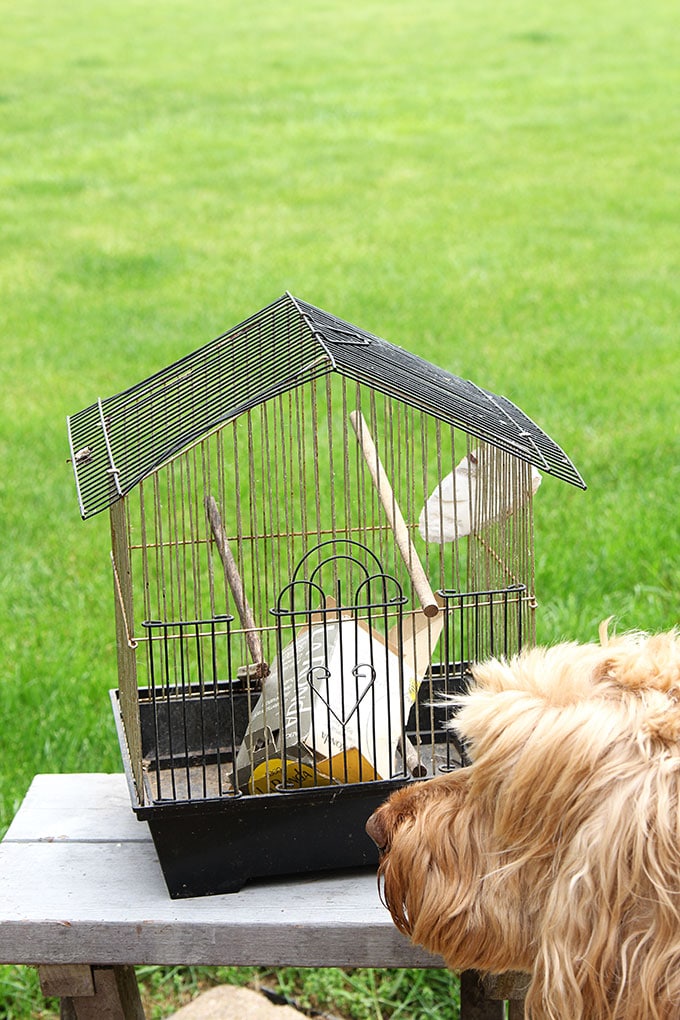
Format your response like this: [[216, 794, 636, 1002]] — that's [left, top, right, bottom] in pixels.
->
[[236, 607, 418, 791], [302, 613, 414, 781], [418, 452, 543, 543]]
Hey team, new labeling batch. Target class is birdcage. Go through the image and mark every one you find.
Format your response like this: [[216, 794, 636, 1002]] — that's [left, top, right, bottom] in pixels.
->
[[67, 293, 585, 897]]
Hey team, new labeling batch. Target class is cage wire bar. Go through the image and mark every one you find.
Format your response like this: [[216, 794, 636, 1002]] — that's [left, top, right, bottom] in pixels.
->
[[140, 614, 236, 802], [108, 371, 537, 807]]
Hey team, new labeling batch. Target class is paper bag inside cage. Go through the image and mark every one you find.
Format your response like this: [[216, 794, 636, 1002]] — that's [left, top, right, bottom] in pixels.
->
[[236, 602, 421, 793]]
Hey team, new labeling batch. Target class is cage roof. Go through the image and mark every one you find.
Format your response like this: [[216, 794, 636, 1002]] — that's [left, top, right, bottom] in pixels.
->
[[67, 292, 586, 519]]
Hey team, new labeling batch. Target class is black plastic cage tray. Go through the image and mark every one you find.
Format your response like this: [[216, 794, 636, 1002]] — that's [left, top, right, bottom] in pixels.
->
[[110, 667, 467, 899]]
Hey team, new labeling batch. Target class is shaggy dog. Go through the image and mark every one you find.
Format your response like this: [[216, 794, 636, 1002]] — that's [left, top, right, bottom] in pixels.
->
[[366, 627, 680, 1019]]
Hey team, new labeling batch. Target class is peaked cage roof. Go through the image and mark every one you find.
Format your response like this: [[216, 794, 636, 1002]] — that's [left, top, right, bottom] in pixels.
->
[[67, 292, 586, 520]]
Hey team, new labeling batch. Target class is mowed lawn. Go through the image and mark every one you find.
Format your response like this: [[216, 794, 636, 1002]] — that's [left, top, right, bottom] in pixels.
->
[[0, 0, 678, 1015]]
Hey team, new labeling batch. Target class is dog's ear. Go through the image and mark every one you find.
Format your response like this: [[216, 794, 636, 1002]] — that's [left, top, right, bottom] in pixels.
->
[[378, 770, 536, 975], [529, 745, 680, 1019], [457, 644, 680, 882], [377, 775, 473, 940], [456, 693, 626, 860], [521, 638, 680, 1019]]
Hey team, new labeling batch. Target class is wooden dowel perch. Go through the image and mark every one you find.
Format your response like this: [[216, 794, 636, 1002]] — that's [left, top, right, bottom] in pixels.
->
[[398, 734, 428, 778], [349, 411, 439, 618], [206, 496, 269, 680]]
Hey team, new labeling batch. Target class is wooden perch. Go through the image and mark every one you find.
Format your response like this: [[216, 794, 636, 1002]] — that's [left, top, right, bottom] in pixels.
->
[[206, 496, 269, 679], [349, 411, 439, 618], [398, 734, 428, 778]]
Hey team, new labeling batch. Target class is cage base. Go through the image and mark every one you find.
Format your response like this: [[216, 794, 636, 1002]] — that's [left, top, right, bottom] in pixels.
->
[[111, 689, 414, 897], [145, 780, 405, 898]]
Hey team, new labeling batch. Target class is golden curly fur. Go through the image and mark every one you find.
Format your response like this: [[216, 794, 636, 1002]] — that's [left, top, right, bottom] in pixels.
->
[[366, 628, 680, 1019]]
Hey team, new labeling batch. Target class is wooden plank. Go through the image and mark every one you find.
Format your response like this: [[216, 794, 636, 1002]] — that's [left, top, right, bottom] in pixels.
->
[[4, 775, 148, 844], [482, 972, 529, 1000], [0, 840, 440, 968], [69, 966, 145, 1020], [1, 774, 441, 968], [459, 972, 504, 1019], [508, 1000, 526, 1020], [39, 963, 95, 997]]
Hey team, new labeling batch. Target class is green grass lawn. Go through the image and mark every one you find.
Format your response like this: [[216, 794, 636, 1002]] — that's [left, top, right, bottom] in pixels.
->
[[0, 0, 678, 1015]]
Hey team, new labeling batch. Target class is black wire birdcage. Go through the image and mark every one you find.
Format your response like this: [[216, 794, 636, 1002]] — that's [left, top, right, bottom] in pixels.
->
[[71, 293, 584, 896]]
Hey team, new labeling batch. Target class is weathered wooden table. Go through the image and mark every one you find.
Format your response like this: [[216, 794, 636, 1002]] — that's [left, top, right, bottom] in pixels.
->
[[0, 774, 525, 1018]]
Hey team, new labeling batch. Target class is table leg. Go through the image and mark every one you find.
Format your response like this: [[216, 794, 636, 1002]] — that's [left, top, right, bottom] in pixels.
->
[[39, 964, 145, 1020], [481, 970, 528, 1019], [459, 971, 504, 1019]]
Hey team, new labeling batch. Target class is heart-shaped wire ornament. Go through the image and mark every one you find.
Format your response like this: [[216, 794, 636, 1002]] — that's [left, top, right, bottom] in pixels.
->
[[306, 663, 377, 728]]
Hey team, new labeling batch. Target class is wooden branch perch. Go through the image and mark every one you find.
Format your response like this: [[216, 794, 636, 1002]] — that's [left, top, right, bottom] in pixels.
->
[[206, 496, 269, 679]]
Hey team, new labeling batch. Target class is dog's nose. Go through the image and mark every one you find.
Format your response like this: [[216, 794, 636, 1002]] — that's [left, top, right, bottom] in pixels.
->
[[366, 809, 387, 850]]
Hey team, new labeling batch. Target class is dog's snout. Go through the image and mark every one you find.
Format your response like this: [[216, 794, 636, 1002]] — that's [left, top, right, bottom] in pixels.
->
[[366, 808, 388, 850]]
